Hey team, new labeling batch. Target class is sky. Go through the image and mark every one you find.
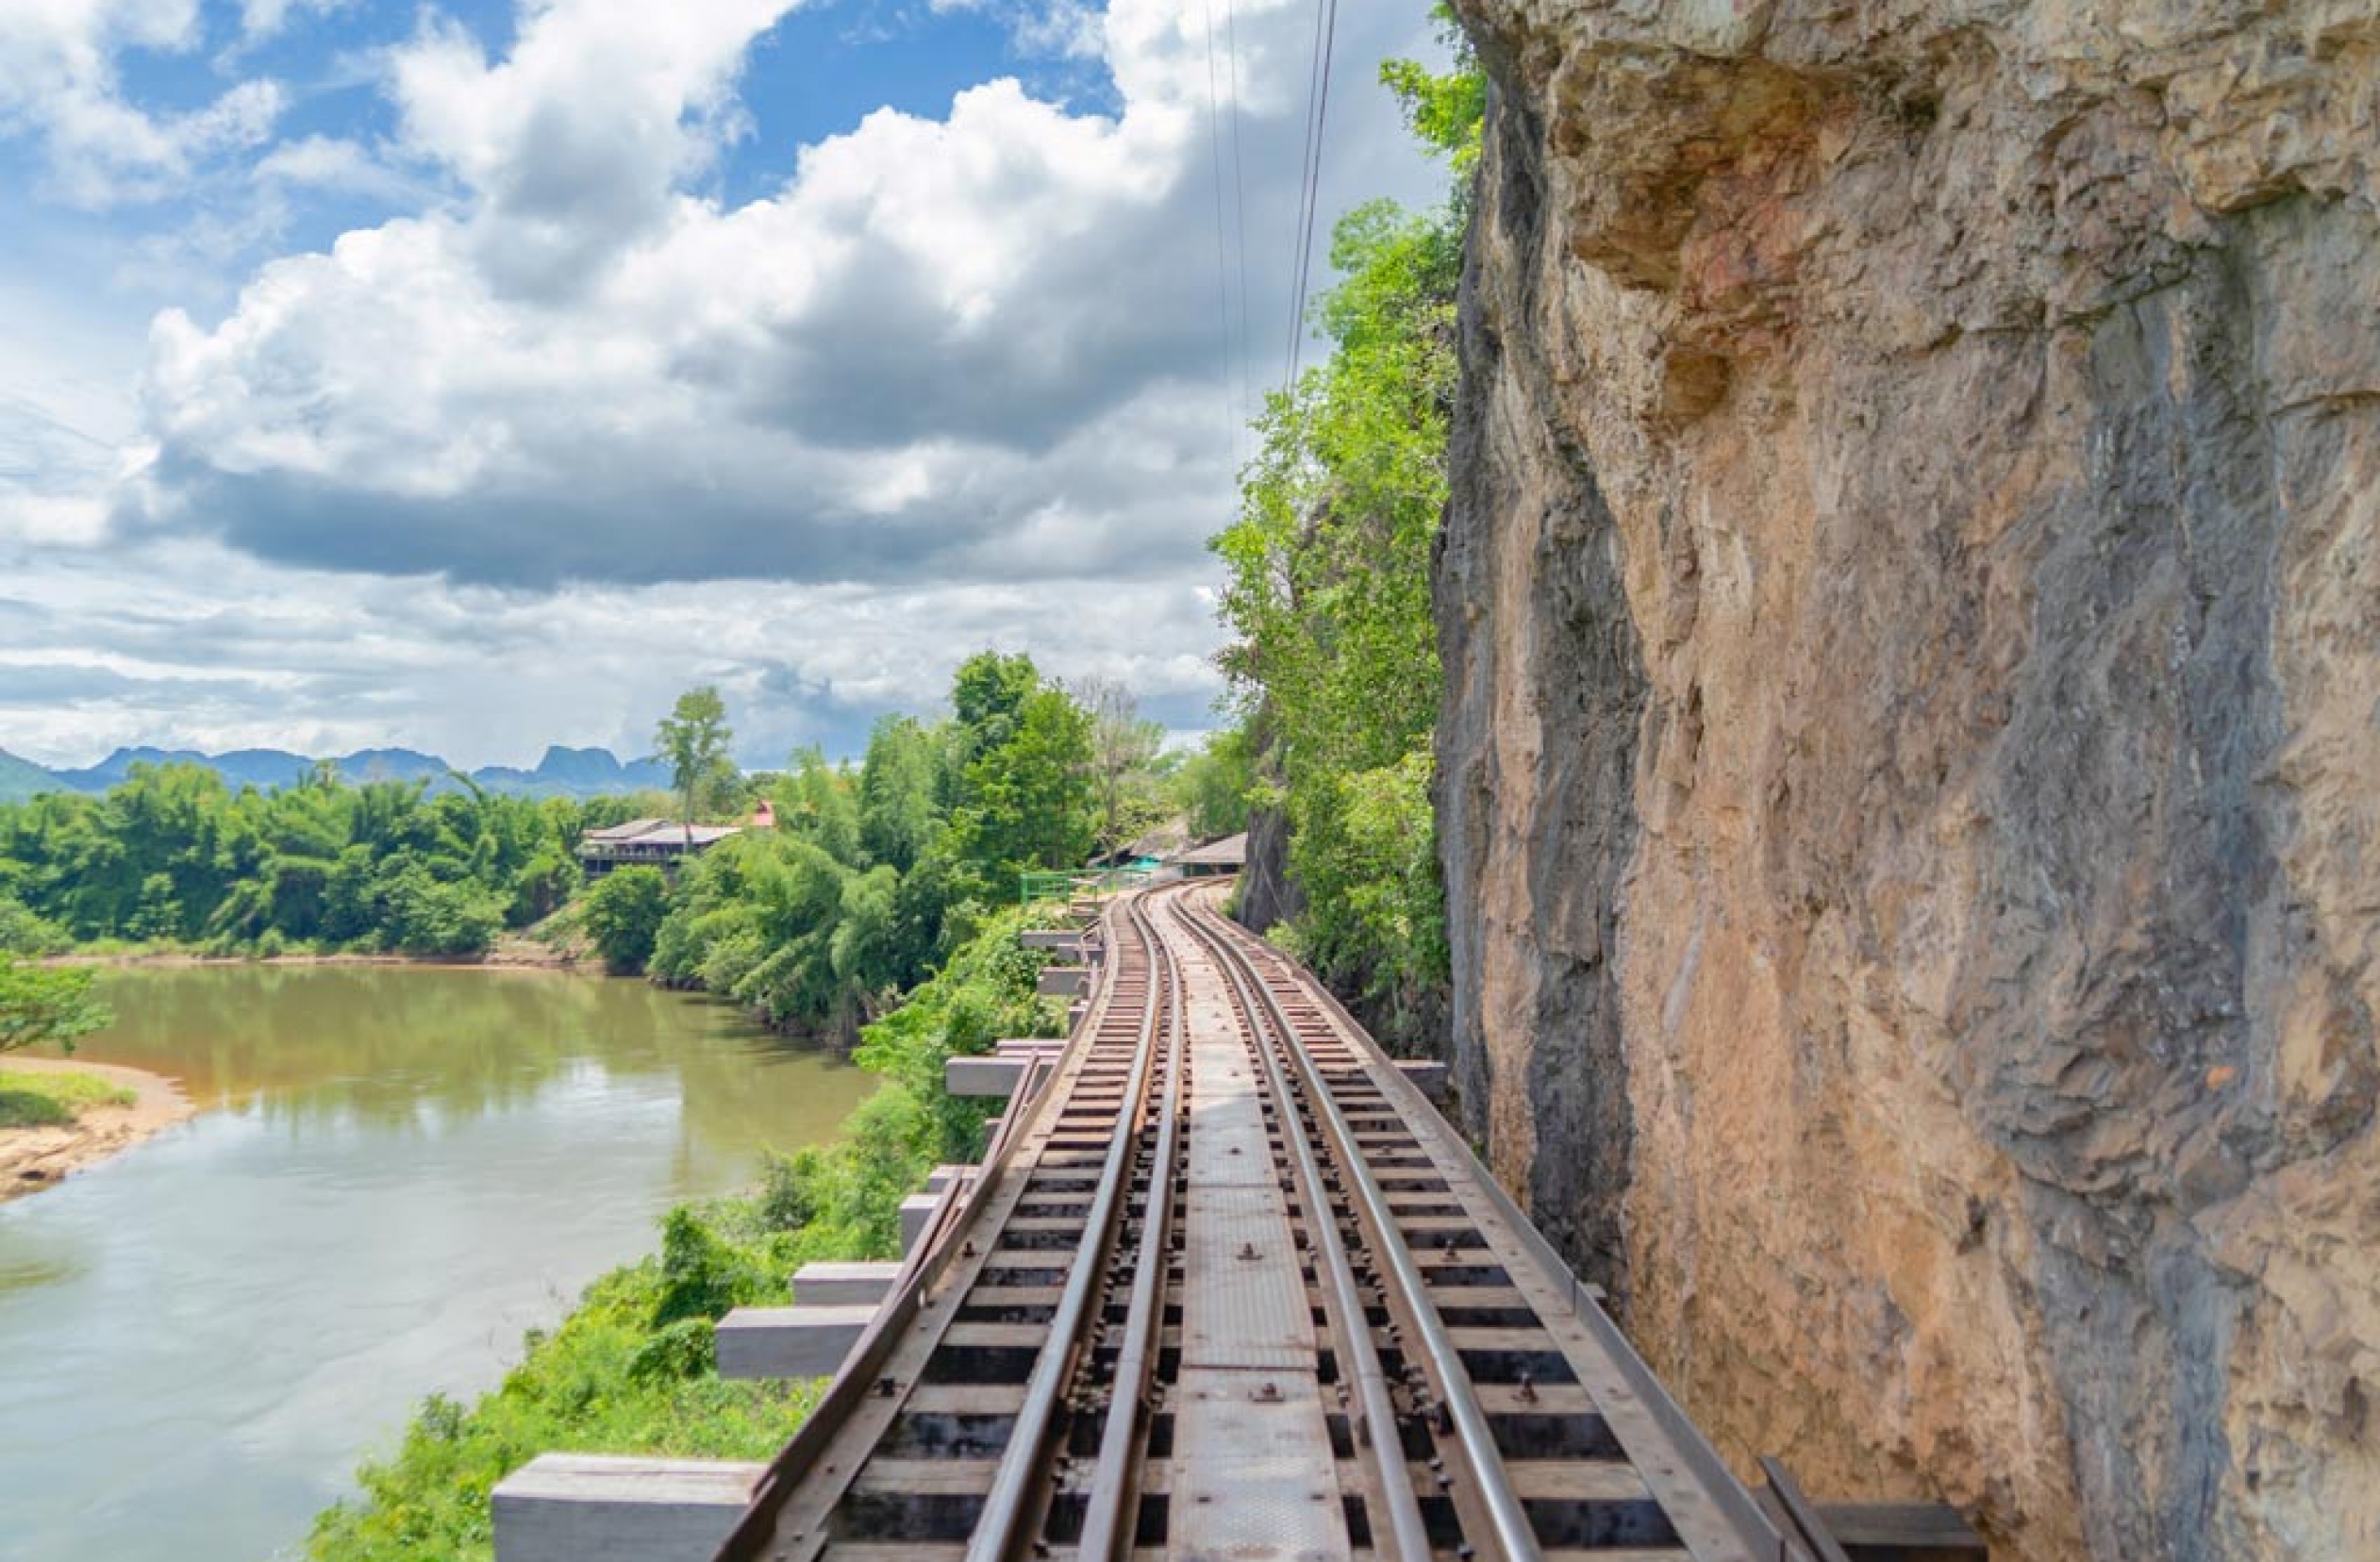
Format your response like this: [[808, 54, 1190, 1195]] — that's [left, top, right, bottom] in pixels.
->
[[0, 0, 1451, 769]]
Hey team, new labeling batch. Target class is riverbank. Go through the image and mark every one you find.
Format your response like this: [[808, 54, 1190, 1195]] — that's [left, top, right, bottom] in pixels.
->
[[0, 1055, 194, 1203]]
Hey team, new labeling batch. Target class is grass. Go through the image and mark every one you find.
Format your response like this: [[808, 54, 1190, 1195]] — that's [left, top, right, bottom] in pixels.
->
[[0, 1067, 136, 1128]]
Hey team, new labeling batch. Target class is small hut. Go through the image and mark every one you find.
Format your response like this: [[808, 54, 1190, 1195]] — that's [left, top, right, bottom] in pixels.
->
[[577, 819, 741, 879]]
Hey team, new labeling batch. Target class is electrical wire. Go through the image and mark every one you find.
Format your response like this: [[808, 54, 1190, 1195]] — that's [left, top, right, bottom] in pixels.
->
[[1222, 0, 1254, 424], [1283, 0, 1340, 395]]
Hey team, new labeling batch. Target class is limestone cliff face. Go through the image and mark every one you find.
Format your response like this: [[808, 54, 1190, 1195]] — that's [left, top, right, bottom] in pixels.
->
[[1435, 4, 2379, 1559]]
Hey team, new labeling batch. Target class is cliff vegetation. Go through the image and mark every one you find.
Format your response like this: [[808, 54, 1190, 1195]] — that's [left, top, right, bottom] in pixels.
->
[[1210, 14, 1482, 1046]]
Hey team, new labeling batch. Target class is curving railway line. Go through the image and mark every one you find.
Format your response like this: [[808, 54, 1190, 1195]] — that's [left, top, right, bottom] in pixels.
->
[[712, 881, 1804, 1562]]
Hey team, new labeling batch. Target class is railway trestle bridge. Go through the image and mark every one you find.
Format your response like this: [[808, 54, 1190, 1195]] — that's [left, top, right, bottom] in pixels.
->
[[495, 881, 1986, 1562]]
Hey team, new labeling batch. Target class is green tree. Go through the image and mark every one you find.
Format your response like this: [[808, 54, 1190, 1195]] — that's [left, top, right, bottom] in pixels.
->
[[1171, 729, 1256, 840], [376, 860, 507, 956], [0, 760, 614, 956], [951, 686, 1096, 885], [1379, 7, 1487, 176], [1077, 676, 1167, 856], [0, 897, 68, 956], [509, 846, 580, 923], [584, 867, 671, 974], [777, 749, 863, 867], [946, 651, 1040, 783], [857, 716, 941, 872], [655, 686, 736, 834], [0, 956, 110, 1055], [1207, 35, 1481, 1039]]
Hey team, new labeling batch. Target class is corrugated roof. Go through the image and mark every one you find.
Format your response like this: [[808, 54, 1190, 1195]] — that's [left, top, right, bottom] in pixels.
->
[[1169, 832, 1249, 867], [582, 817, 666, 841], [580, 819, 741, 847]]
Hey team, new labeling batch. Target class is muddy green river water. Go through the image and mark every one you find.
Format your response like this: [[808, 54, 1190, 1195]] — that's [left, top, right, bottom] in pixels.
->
[[0, 965, 874, 1562]]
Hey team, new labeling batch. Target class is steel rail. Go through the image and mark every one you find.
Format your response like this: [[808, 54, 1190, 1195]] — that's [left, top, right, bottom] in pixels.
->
[[1255, 919, 1792, 1562], [712, 895, 1132, 1562], [962, 891, 1173, 1562], [1074, 889, 1188, 1561], [1192, 895, 1545, 1562], [1173, 892, 1436, 1562]]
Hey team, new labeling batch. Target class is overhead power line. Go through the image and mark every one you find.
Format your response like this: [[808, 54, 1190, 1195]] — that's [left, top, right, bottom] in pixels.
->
[[1200, 0, 1242, 470], [1222, 0, 1253, 423], [1283, 0, 1340, 396]]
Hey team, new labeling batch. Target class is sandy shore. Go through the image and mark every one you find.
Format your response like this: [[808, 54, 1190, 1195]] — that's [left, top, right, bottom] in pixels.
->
[[0, 1056, 197, 1203]]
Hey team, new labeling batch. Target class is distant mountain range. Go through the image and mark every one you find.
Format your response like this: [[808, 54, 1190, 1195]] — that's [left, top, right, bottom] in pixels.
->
[[0, 743, 677, 804]]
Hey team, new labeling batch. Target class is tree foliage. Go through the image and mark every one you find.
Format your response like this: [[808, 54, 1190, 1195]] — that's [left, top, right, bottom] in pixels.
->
[[585, 866, 672, 974], [1170, 728, 1257, 842], [1207, 37, 1482, 1040], [949, 683, 1096, 889], [647, 653, 1106, 1040], [1078, 676, 1170, 856], [0, 764, 627, 957], [1380, 7, 1487, 177], [655, 686, 737, 828], [856, 716, 940, 873], [0, 956, 110, 1055]]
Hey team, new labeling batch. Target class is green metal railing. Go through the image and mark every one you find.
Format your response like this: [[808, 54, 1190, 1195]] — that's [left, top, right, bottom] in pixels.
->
[[1019, 865, 1157, 906]]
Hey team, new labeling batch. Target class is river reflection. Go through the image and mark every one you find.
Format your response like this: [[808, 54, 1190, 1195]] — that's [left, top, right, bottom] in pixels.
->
[[0, 965, 875, 1562]]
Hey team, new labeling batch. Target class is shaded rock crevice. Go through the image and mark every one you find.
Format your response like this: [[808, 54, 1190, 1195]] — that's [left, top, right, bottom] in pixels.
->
[[1438, 63, 1650, 1303]]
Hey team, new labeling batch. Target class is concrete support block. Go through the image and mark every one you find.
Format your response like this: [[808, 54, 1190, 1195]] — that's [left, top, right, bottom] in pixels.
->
[[1394, 1058, 1450, 1101], [1036, 965, 1089, 997], [1018, 929, 1082, 952], [926, 1164, 970, 1194], [492, 1454, 764, 1562], [948, 1046, 1062, 1098], [715, 1305, 874, 1380], [900, 1191, 941, 1253], [947, 1054, 1030, 1097], [791, 1259, 900, 1306]]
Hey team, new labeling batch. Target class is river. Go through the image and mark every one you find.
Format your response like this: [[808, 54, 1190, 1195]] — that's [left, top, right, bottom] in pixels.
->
[[0, 964, 876, 1562]]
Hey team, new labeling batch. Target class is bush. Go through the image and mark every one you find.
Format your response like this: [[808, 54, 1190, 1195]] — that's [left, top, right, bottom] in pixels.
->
[[653, 1205, 768, 1328], [627, 1319, 716, 1385], [377, 862, 507, 956], [757, 1150, 821, 1232], [583, 867, 671, 974], [0, 897, 70, 956]]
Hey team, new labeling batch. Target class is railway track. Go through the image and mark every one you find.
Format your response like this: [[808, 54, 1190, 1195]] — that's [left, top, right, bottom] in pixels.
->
[[714, 882, 1795, 1562]]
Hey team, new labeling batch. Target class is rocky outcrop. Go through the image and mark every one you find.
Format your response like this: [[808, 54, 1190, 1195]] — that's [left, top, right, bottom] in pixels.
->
[[1235, 800, 1303, 936], [1435, 4, 2379, 1559]]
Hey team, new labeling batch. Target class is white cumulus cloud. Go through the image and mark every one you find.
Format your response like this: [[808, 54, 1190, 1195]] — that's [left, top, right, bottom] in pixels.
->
[[125, 0, 1445, 589], [0, 0, 285, 207], [1, 0, 1452, 762]]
